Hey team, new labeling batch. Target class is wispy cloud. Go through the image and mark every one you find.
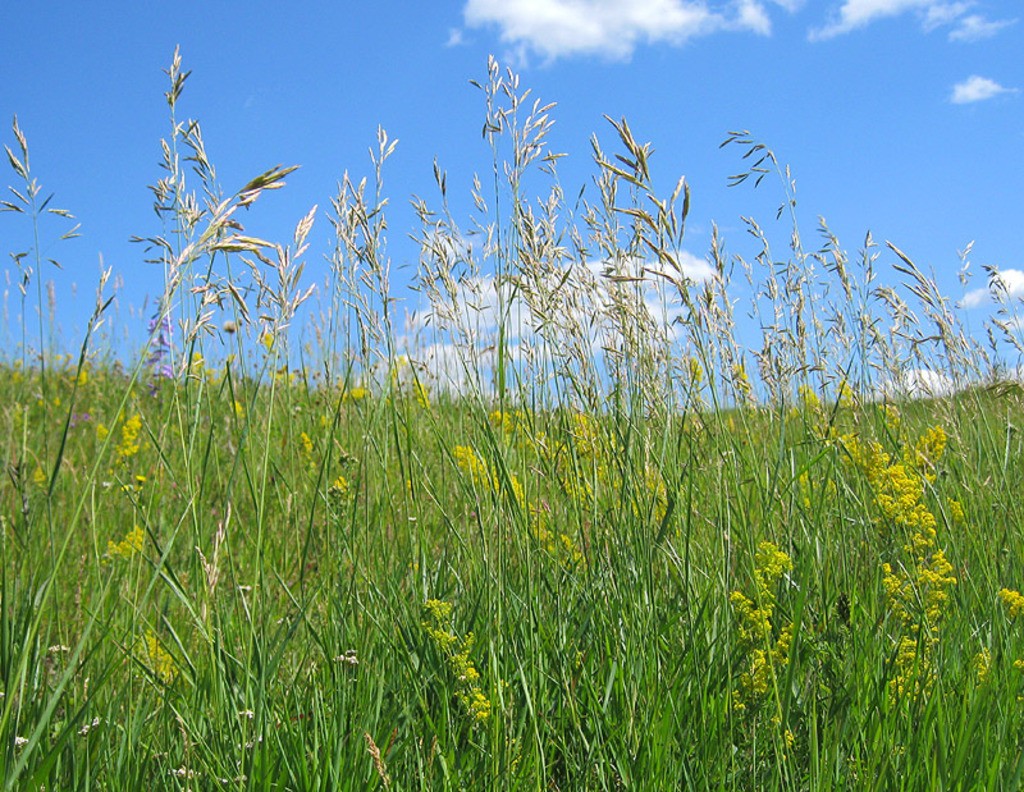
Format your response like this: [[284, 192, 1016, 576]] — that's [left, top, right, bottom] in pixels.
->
[[445, 28, 466, 47], [948, 13, 1016, 41], [809, 0, 989, 40], [922, 1, 972, 30], [950, 75, 1017, 104], [462, 0, 776, 62], [811, 0, 931, 40]]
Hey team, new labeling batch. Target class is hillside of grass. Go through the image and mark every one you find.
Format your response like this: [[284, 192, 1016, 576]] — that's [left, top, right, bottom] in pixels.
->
[[4, 51, 1024, 791]]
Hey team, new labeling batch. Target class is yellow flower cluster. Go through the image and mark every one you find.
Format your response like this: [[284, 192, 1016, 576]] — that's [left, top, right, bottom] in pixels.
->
[[490, 409, 544, 457], [837, 382, 857, 409], [882, 404, 901, 432], [909, 425, 948, 480], [881, 550, 956, 630], [489, 409, 610, 514], [998, 588, 1024, 619], [413, 380, 430, 410], [452, 445, 524, 507], [975, 647, 992, 683], [640, 464, 669, 525], [789, 382, 848, 440], [845, 426, 956, 700], [329, 474, 351, 505], [421, 600, 491, 723], [842, 425, 948, 548], [529, 513, 585, 567], [730, 542, 794, 711], [732, 363, 753, 403], [116, 414, 143, 464], [343, 386, 369, 402], [107, 526, 145, 560], [797, 383, 821, 412], [797, 471, 839, 511], [687, 356, 704, 386], [139, 629, 176, 685], [453, 443, 582, 566]]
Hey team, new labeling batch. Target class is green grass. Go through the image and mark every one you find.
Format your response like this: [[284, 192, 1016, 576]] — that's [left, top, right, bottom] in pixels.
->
[[3, 50, 1024, 790]]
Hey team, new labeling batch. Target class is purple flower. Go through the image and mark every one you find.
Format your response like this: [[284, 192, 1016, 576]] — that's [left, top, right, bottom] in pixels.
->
[[146, 309, 174, 381]]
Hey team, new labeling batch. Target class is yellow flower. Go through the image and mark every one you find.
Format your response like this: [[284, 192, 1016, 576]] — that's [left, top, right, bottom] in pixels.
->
[[732, 364, 753, 401], [688, 356, 704, 385], [107, 526, 145, 560], [413, 380, 430, 410], [140, 629, 176, 684], [453, 445, 495, 493], [421, 600, 492, 723], [907, 425, 947, 481], [731, 542, 793, 710], [329, 474, 351, 504], [976, 648, 992, 683], [999, 588, 1024, 619], [798, 383, 821, 412], [116, 414, 143, 463], [837, 382, 856, 409]]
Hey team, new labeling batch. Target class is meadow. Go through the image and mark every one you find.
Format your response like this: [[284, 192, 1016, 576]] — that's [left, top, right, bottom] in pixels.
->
[[3, 52, 1024, 790]]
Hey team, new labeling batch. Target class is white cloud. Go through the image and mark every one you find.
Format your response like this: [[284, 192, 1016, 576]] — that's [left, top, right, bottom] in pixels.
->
[[921, 1, 971, 30], [950, 75, 1017, 104], [811, 0, 933, 39], [446, 28, 466, 47], [961, 268, 1024, 308], [960, 287, 987, 309], [809, 0, 986, 39], [676, 250, 716, 283], [462, 0, 776, 61], [734, 0, 773, 34], [872, 368, 958, 399], [948, 14, 1016, 41]]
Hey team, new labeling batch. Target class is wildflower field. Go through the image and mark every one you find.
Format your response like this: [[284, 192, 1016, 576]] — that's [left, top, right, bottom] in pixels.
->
[[4, 53, 1024, 790]]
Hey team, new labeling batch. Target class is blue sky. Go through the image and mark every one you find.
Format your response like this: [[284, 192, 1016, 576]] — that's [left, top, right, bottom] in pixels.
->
[[1, 1, 1020, 372]]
